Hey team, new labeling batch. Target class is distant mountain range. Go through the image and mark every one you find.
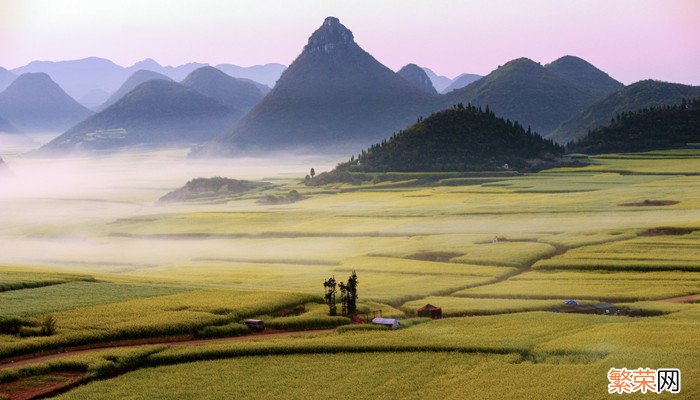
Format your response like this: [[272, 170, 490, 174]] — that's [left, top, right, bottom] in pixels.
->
[[10, 58, 284, 104], [38, 66, 264, 153], [197, 17, 437, 156], [214, 64, 286, 88], [549, 80, 700, 143], [442, 56, 623, 135], [441, 73, 482, 93], [0, 72, 93, 132], [398, 64, 438, 95], [422, 68, 453, 92], [3, 17, 696, 157], [568, 98, 700, 154]]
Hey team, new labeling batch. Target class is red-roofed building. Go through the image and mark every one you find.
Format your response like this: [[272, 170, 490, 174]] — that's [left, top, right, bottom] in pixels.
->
[[417, 304, 442, 319]]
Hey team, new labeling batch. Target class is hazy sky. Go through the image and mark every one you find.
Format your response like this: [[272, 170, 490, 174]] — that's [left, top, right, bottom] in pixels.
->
[[1, 0, 698, 84]]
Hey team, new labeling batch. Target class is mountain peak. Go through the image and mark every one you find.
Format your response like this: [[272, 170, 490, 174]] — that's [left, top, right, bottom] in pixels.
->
[[13, 71, 54, 85], [398, 64, 437, 95], [305, 17, 355, 52], [0, 72, 92, 132], [130, 58, 162, 69]]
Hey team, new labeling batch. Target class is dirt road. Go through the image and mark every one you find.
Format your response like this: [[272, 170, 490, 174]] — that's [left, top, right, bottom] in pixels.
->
[[0, 329, 333, 370]]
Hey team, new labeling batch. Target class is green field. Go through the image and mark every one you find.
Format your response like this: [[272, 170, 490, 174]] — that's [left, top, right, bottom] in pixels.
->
[[0, 150, 699, 399]]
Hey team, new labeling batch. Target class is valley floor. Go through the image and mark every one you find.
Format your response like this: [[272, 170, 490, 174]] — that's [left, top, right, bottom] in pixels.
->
[[0, 149, 698, 399]]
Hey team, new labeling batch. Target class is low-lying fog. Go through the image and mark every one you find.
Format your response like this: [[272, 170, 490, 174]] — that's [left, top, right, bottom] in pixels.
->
[[0, 134, 342, 272]]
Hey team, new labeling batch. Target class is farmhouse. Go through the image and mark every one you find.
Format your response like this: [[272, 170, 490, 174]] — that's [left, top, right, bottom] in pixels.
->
[[416, 304, 442, 319], [371, 318, 400, 329]]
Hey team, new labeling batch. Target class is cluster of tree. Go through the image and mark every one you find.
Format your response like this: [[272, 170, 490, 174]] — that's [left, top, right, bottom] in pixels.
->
[[567, 98, 700, 154], [334, 103, 564, 173], [0, 315, 57, 337], [158, 177, 272, 203], [323, 271, 358, 316], [257, 189, 305, 205]]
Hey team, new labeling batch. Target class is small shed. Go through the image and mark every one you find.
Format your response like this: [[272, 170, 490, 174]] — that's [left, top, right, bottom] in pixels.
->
[[371, 318, 400, 329], [417, 304, 442, 319]]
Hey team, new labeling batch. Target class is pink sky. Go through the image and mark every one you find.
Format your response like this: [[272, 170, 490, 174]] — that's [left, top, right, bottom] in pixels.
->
[[0, 0, 698, 84]]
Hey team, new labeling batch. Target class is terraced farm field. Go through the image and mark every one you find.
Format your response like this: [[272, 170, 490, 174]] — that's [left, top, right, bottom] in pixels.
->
[[0, 150, 698, 399]]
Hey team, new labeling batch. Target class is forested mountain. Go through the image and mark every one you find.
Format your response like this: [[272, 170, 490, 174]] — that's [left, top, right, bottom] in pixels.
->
[[567, 98, 700, 154], [544, 55, 622, 99], [549, 80, 700, 143], [0, 73, 92, 132], [334, 103, 563, 172]]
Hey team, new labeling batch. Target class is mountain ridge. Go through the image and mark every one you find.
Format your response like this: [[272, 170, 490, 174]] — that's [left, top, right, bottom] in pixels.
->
[[96, 69, 173, 112], [440, 57, 619, 135]]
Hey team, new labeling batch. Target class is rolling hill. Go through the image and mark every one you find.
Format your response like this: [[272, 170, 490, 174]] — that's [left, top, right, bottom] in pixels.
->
[[332, 103, 563, 173], [397, 64, 438, 95], [549, 80, 700, 143], [197, 17, 435, 156], [568, 98, 700, 154], [39, 80, 240, 153], [0, 72, 93, 132], [96, 70, 172, 112], [181, 66, 265, 111], [441, 57, 619, 135]]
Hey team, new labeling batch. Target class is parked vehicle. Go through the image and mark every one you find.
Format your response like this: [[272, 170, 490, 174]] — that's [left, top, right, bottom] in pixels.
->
[[243, 319, 265, 332]]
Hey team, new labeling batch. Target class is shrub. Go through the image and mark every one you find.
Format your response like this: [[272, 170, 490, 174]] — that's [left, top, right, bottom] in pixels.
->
[[41, 315, 57, 336], [336, 324, 389, 333], [195, 323, 249, 339]]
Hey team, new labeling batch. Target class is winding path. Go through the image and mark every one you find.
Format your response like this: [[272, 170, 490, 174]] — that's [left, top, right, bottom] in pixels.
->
[[0, 329, 332, 371]]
